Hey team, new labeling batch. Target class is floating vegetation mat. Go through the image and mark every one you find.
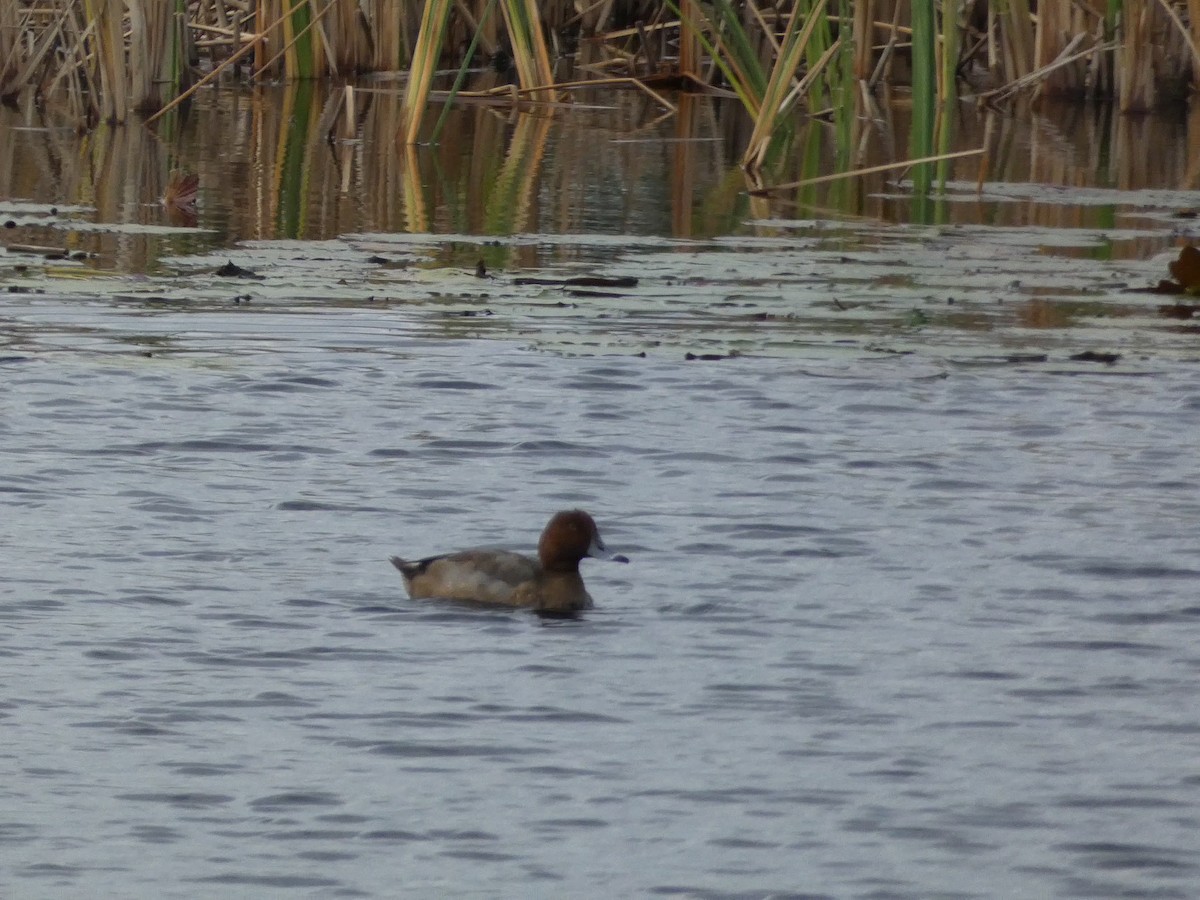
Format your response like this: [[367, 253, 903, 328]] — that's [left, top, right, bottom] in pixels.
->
[[3, 218, 1198, 368]]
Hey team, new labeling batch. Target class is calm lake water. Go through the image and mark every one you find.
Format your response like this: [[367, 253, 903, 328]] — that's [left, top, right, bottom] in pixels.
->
[[4, 290, 1200, 898], [5, 89, 1200, 898]]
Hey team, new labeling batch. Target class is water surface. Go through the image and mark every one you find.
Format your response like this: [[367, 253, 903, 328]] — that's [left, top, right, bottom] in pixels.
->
[[3, 294, 1200, 897]]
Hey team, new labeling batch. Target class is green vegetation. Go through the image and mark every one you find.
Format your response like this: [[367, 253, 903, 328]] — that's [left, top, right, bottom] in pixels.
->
[[2, 0, 1198, 179]]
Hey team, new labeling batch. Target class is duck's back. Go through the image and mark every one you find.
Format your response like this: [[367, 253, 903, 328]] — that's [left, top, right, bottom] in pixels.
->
[[391, 549, 540, 604]]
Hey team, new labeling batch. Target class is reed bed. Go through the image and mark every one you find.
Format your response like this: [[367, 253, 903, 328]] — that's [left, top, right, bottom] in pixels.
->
[[2, 0, 1198, 169], [2, 83, 1195, 276]]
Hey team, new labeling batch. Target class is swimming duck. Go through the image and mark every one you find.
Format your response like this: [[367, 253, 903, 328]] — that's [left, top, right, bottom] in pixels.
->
[[390, 509, 627, 612]]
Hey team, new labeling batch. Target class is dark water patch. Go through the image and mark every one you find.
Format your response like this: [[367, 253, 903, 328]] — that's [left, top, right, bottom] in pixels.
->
[[17, 863, 81, 878], [649, 888, 833, 900], [224, 616, 313, 630], [109, 439, 331, 455], [297, 850, 359, 862], [1057, 795, 1188, 810], [1088, 609, 1194, 625], [947, 802, 1048, 830], [559, 378, 647, 392], [1056, 841, 1194, 872], [1025, 640, 1166, 653], [635, 787, 775, 804], [176, 651, 309, 668], [0, 823, 38, 844], [178, 692, 313, 709], [1057, 876, 1191, 900], [265, 829, 360, 841], [364, 741, 531, 759], [111, 592, 187, 607], [911, 478, 994, 492], [84, 648, 146, 661], [469, 703, 621, 723], [129, 825, 181, 844], [117, 792, 234, 808], [361, 829, 424, 841], [1006, 687, 1090, 701], [511, 440, 602, 456], [1020, 554, 1200, 580], [439, 848, 520, 861], [192, 874, 343, 888], [1139, 722, 1200, 734], [760, 453, 816, 465], [707, 836, 782, 849], [1079, 562, 1200, 579], [161, 763, 241, 776], [73, 719, 180, 737], [513, 765, 595, 777], [413, 379, 495, 390], [426, 829, 499, 841], [276, 499, 391, 512], [723, 522, 825, 539], [0, 483, 48, 496], [241, 380, 333, 394], [948, 669, 1022, 680], [250, 792, 343, 811], [421, 438, 509, 453], [861, 766, 923, 780], [282, 375, 339, 387], [530, 817, 609, 831]]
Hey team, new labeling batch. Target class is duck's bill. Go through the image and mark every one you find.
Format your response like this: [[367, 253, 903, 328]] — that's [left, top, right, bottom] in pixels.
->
[[588, 538, 629, 563]]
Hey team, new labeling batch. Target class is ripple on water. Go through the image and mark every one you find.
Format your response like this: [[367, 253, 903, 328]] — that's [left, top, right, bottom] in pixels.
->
[[5, 337, 1200, 897]]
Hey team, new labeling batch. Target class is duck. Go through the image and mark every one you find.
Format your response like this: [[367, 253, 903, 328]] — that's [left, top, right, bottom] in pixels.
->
[[389, 509, 627, 613]]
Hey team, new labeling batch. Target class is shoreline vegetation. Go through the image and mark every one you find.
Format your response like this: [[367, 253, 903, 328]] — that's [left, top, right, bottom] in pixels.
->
[[0, 0, 1198, 204]]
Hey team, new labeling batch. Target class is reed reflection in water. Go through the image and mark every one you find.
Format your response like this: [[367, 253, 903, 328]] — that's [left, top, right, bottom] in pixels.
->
[[1, 84, 1199, 276]]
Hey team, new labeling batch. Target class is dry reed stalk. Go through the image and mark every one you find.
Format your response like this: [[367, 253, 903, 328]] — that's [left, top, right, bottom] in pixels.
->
[[678, 0, 703, 79], [328, 0, 373, 71], [454, 0, 497, 57], [852, 0, 876, 79], [747, 146, 985, 195], [145, 0, 326, 125], [255, 0, 276, 73], [127, 0, 181, 113], [500, 0, 556, 93], [279, 0, 300, 77], [401, 0, 454, 143], [996, 0, 1035, 82], [0, 2, 22, 100], [1033, 0, 1086, 97], [984, 34, 1112, 103], [2, 1, 73, 103], [365, 0, 408, 70], [1116, 0, 1155, 110], [1190, 0, 1200, 76], [1147, 0, 1195, 94], [742, 0, 831, 172], [88, 0, 129, 123], [257, 0, 341, 75], [454, 75, 676, 110], [868, 2, 904, 89]]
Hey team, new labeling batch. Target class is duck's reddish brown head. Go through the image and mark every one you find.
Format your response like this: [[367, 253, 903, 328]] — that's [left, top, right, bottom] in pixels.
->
[[538, 510, 627, 572]]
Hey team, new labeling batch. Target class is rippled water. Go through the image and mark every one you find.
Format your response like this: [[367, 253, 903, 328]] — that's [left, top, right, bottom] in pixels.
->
[[4, 283, 1200, 897]]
